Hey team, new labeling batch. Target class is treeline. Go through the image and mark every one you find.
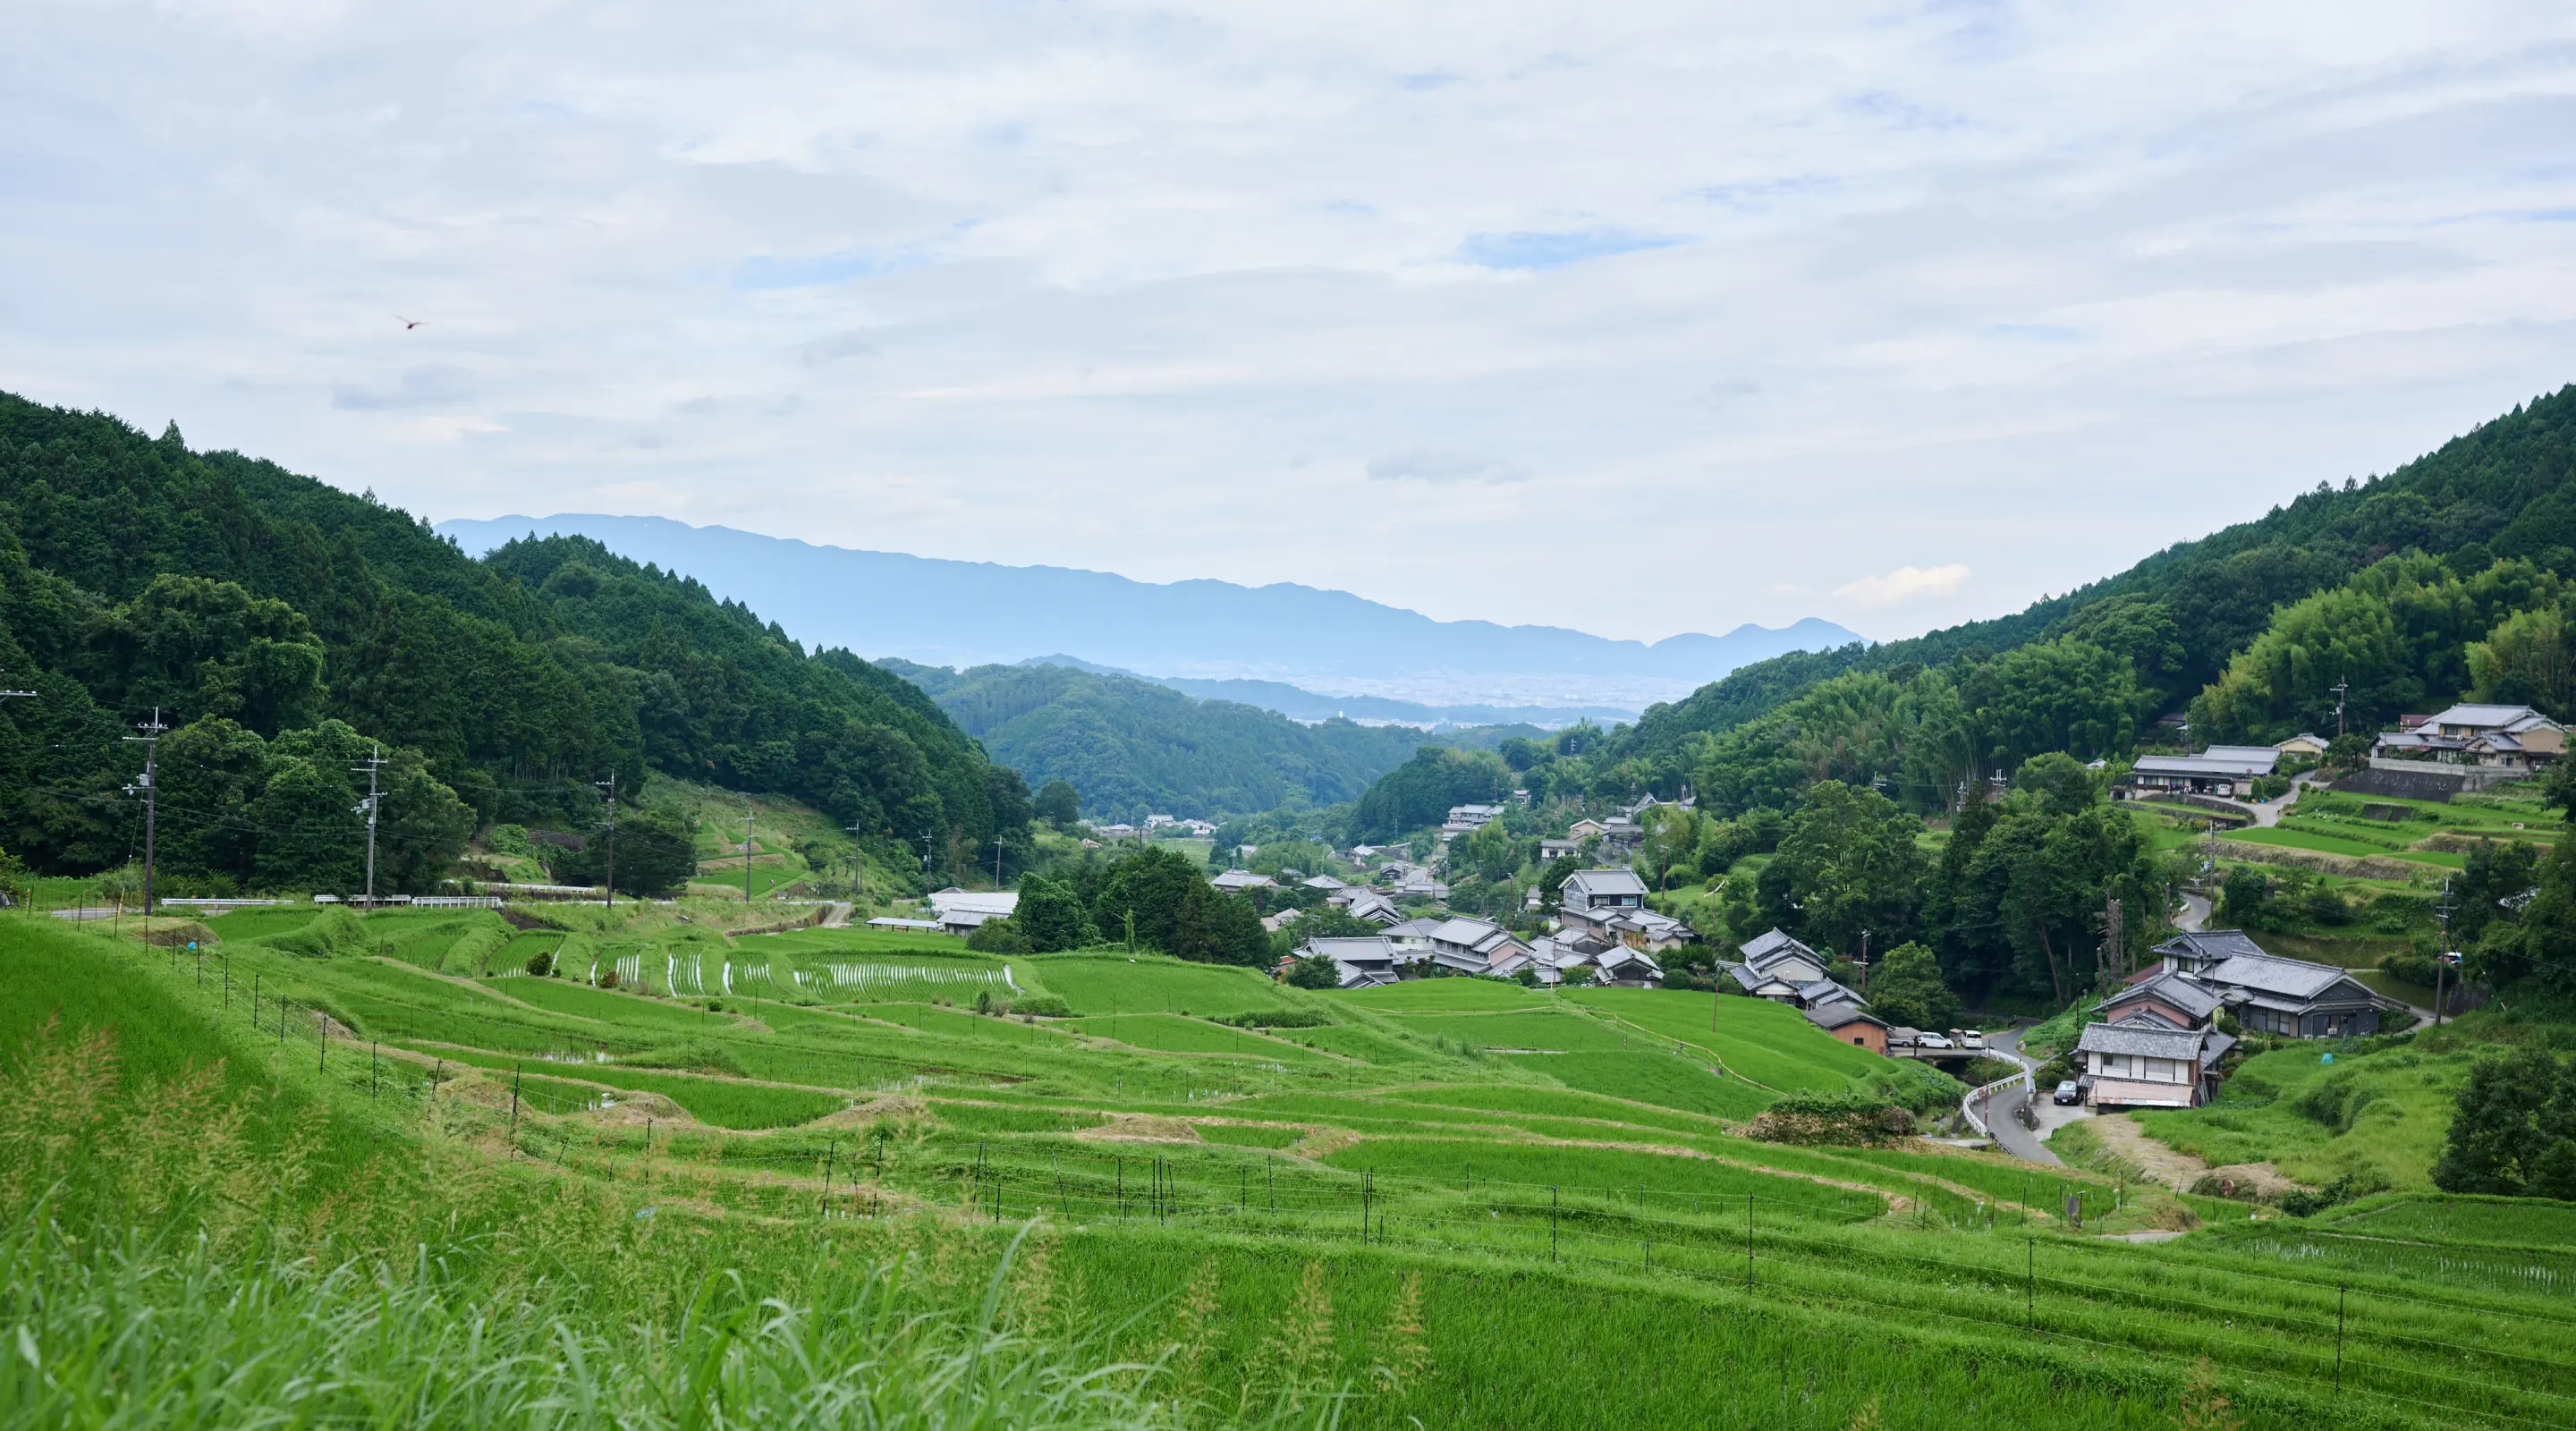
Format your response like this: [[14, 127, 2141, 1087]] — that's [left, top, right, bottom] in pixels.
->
[[0, 394, 1027, 892], [1596, 384, 2576, 782], [1645, 756, 2164, 1011], [970, 846, 1269, 966], [882, 659, 1439, 825]]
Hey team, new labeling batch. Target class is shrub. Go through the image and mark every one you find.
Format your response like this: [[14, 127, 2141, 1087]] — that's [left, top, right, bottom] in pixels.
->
[[1010, 995, 1072, 1018], [1284, 954, 1339, 990], [524, 947, 555, 978], [1216, 1009, 1332, 1029], [1745, 1092, 1914, 1146], [966, 919, 1031, 954]]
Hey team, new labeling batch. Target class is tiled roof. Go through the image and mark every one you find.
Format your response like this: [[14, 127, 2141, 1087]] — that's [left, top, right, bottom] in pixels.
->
[[2076, 1022, 2211, 1059], [1804, 1003, 1884, 1030], [2202, 953, 2353, 1000], [2153, 930, 2268, 962]]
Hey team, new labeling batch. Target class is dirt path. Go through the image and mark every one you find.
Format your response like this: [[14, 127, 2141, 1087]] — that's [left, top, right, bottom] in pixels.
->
[[2088, 1113, 2295, 1197]]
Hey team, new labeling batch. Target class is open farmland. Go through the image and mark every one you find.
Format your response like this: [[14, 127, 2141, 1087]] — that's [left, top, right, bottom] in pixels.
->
[[10, 903, 2574, 1429]]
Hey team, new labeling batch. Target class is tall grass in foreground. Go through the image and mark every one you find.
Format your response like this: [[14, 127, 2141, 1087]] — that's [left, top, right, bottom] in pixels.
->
[[0, 1019, 1321, 1430]]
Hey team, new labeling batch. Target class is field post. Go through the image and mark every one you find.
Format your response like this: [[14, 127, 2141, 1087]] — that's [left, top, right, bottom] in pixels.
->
[[2335, 1284, 2347, 1393], [1552, 1185, 1559, 1262], [1240, 1166, 1246, 1214], [1746, 1194, 1754, 1288], [2025, 1238, 2033, 1329], [222, 956, 228, 1009], [511, 1065, 521, 1144], [370, 1042, 378, 1099], [821, 1137, 837, 1215], [1117, 1155, 1124, 1217], [279, 998, 287, 1046]]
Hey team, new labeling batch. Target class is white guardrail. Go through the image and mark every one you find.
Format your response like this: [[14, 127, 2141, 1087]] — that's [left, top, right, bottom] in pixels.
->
[[1962, 1064, 2032, 1139]]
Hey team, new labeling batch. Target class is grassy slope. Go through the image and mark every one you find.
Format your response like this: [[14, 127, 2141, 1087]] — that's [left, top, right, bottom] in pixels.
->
[[19, 903, 2576, 1428]]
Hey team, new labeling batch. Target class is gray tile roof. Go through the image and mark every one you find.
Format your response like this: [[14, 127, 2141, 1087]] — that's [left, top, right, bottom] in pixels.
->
[[2202, 953, 2354, 1000], [1805, 1003, 1884, 1031], [2153, 930, 2268, 962], [2107, 971, 2221, 1020], [1565, 868, 1648, 899], [2076, 1022, 2211, 1059]]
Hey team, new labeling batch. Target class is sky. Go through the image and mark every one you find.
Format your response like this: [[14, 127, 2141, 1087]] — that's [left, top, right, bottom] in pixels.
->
[[6, 2, 2575, 644]]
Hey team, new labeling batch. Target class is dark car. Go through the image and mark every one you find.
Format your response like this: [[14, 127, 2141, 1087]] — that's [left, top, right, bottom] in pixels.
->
[[2052, 1080, 2083, 1105]]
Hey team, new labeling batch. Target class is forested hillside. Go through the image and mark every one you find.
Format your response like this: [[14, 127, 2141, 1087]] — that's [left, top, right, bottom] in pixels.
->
[[881, 659, 1436, 822], [1583, 385, 2576, 805], [0, 394, 1027, 891]]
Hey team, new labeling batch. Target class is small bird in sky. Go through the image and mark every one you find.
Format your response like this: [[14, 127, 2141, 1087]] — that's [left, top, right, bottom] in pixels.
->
[[396, 315, 423, 330]]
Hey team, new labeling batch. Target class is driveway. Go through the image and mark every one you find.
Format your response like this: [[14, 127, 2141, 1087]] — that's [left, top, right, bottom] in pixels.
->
[[1979, 1024, 2089, 1166]]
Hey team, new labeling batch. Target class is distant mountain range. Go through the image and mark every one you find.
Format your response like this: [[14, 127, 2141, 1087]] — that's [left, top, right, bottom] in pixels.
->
[[434, 514, 1863, 707], [1010, 655, 1636, 728], [877, 658, 1447, 822]]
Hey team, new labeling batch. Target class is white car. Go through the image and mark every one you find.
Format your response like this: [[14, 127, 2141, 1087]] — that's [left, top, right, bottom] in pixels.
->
[[1958, 1029, 1987, 1050], [1915, 1032, 1953, 1050]]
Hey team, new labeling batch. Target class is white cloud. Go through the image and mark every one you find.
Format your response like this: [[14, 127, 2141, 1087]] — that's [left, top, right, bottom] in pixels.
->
[[1365, 449, 1528, 485], [4, 4, 2575, 645], [1833, 563, 1972, 608]]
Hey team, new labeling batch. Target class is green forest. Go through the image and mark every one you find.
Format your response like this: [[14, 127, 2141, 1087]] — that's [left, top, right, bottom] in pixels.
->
[[1459, 385, 2576, 814], [881, 658, 1441, 823], [0, 394, 1031, 893]]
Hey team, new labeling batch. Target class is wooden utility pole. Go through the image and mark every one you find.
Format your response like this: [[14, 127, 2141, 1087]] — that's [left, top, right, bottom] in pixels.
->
[[353, 742, 386, 906], [2331, 677, 2351, 738], [2102, 893, 2124, 990], [741, 801, 756, 904], [2434, 878, 2455, 1027], [596, 773, 617, 910], [123, 709, 168, 919]]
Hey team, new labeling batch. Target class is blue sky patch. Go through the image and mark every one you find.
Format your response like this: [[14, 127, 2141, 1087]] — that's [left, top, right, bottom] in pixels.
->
[[1458, 228, 1683, 270]]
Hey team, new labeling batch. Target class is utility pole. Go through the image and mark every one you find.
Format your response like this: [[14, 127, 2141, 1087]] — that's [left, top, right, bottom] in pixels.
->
[[919, 832, 936, 885], [741, 800, 756, 905], [2331, 676, 2351, 739], [122, 709, 168, 919], [2434, 877, 2456, 1027], [844, 820, 868, 905], [2102, 893, 2124, 986], [353, 742, 386, 906], [1, 680, 33, 914], [593, 774, 618, 910], [1855, 929, 1870, 994]]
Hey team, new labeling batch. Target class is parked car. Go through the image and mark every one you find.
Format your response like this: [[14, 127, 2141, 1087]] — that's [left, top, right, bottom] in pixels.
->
[[1916, 1032, 1953, 1050], [1958, 1029, 1987, 1050], [2053, 1080, 2083, 1105]]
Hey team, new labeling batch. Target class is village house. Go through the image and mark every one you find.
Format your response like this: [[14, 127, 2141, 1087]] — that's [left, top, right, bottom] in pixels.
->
[[1553, 868, 1697, 951], [1804, 1002, 1888, 1054], [1326, 886, 1402, 926], [927, 888, 1018, 936], [1296, 936, 1400, 988], [1429, 916, 1531, 972], [2099, 968, 2223, 1030], [2122, 745, 2280, 798], [2273, 732, 2331, 758], [1723, 928, 1866, 1011], [1566, 817, 1608, 839], [1538, 837, 1582, 863], [2145, 930, 2387, 1037], [1209, 868, 1276, 893], [2372, 702, 2567, 771], [2075, 1018, 2233, 1109]]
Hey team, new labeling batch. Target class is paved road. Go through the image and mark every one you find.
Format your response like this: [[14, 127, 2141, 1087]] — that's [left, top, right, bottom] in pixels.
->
[[1978, 1025, 2078, 1166], [2175, 891, 2211, 933]]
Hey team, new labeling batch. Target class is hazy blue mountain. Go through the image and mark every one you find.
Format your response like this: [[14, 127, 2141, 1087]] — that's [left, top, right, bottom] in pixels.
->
[[435, 513, 1861, 706], [1007, 655, 1638, 727], [877, 658, 1439, 822]]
